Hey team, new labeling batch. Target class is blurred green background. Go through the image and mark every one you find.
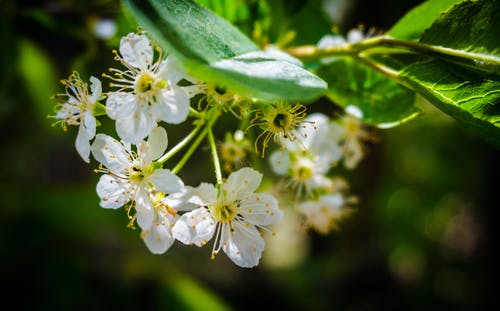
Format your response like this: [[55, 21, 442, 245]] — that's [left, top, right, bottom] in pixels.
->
[[1, 0, 498, 310]]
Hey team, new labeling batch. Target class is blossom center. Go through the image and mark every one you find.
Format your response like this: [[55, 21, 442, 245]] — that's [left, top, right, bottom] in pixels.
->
[[273, 112, 289, 129], [128, 166, 145, 183], [293, 164, 313, 181], [136, 73, 166, 95], [214, 201, 237, 223]]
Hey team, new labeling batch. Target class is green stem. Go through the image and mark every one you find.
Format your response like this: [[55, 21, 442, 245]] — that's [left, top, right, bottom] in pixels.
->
[[157, 122, 203, 164], [207, 126, 223, 185], [287, 35, 500, 67], [171, 126, 209, 175], [171, 110, 220, 175], [353, 55, 414, 90]]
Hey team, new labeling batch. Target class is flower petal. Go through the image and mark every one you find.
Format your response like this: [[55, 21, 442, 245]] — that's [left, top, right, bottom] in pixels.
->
[[153, 86, 190, 124], [119, 33, 153, 69], [223, 167, 262, 199], [83, 111, 96, 140], [142, 213, 176, 254], [89, 76, 102, 103], [187, 183, 217, 206], [222, 222, 265, 268], [91, 134, 131, 173], [172, 208, 215, 247], [269, 150, 289, 175], [96, 174, 132, 209], [135, 186, 154, 230], [76, 124, 91, 163], [145, 126, 168, 162], [115, 105, 156, 144], [159, 57, 189, 85], [239, 193, 282, 226], [106, 92, 138, 120], [149, 169, 184, 194]]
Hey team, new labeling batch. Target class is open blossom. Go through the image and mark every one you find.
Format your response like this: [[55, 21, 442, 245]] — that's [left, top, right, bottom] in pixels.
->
[[140, 192, 179, 254], [172, 167, 283, 268], [105, 32, 190, 144], [52, 72, 102, 162], [297, 191, 355, 234], [330, 114, 377, 169], [269, 113, 343, 195], [317, 28, 372, 64], [91, 126, 184, 230]]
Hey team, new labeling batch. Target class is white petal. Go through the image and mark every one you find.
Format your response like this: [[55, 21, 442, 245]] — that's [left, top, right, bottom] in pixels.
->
[[269, 150, 289, 175], [239, 193, 282, 226], [172, 208, 215, 246], [142, 213, 176, 254], [317, 34, 346, 64], [223, 167, 262, 199], [119, 33, 153, 69], [135, 186, 154, 230], [159, 57, 188, 85], [317, 34, 346, 49], [222, 222, 265, 268], [347, 29, 364, 43], [76, 125, 91, 163], [163, 189, 197, 212], [91, 134, 131, 173], [96, 174, 132, 209], [321, 193, 344, 210], [115, 105, 156, 144], [182, 85, 204, 98], [149, 169, 184, 194], [145, 126, 168, 162], [106, 92, 138, 120], [83, 111, 96, 140], [89, 76, 102, 103], [163, 183, 216, 212], [153, 86, 190, 124]]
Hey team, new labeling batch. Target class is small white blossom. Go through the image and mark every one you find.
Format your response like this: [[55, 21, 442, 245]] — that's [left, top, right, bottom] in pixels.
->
[[297, 192, 355, 234], [52, 72, 102, 162], [91, 126, 184, 230], [140, 192, 178, 254], [269, 113, 343, 195], [172, 167, 283, 268], [105, 33, 190, 143], [331, 115, 376, 169], [317, 28, 369, 64]]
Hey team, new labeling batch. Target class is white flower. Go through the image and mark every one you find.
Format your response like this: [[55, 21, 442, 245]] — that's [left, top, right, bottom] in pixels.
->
[[317, 28, 369, 64], [269, 113, 343, 195], [105, 33, 190, 143], [91, 126, 184, 230], [297, 192, 354, 234], [331, 115, 376, 169], [140, 192, 178, 254], [172, 168, 283, 268], [52, 72, 102, 162]]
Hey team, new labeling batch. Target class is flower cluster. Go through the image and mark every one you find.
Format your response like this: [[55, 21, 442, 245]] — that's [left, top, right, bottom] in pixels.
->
[[51, 31, 376, 267]]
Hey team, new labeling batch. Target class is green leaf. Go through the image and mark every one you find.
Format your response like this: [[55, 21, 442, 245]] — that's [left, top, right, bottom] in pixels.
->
[[398, 58, 500, 147], [388, 0, 464, 40], [123, 0, 327, 102], [18, 39, 59, 125], [420, 0, 500, 62], [375, 0, 500, 147], [316, 58, 419, 128]]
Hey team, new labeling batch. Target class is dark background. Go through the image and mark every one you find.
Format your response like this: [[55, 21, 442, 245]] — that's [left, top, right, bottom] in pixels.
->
[[1, 0, 498, 310]]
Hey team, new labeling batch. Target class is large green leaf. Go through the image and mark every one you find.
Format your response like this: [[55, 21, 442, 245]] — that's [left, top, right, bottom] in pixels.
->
[[122, 0, 327, 102], [375, 0, 500, 147], [317, 58, 419, 127], [398, 58, 500, 146], [388, 0, 464, 40], [420, 0, 500, 73]]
